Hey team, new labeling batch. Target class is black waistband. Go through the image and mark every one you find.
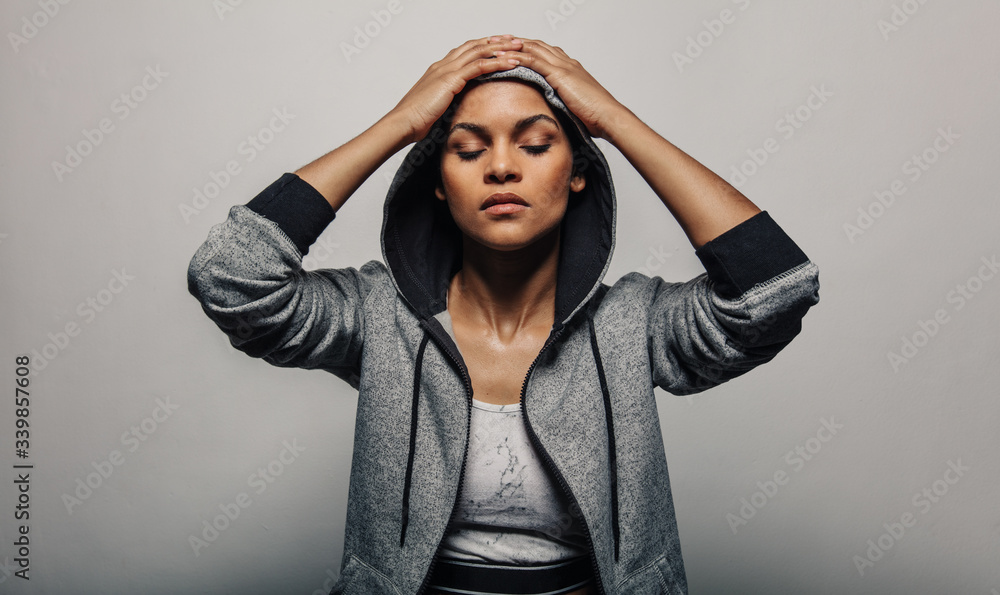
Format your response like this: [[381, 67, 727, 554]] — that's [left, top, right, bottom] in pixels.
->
[[427, 555, 593, 595]]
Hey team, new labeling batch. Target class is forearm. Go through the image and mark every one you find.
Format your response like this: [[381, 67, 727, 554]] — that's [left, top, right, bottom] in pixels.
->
[[603, 107, 760, 249], [294, 111, 413, 212]]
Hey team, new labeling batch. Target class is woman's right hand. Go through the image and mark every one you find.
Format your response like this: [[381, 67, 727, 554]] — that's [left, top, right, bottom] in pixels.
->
[[388, 35, 525, 145], [294, 36, 522, 211]]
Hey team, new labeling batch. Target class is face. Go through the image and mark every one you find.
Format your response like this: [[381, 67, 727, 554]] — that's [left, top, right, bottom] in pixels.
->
[[435, 80, 586, 252]]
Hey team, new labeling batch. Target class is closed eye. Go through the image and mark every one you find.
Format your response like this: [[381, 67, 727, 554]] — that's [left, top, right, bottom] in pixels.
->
[[455, 144, 551, 161]]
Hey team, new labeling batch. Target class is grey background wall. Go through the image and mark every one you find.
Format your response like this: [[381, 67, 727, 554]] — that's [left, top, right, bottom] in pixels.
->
[[1, 1, 997, 593]]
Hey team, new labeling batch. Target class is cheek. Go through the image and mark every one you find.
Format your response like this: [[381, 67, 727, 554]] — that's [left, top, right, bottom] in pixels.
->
[[438, 165, 476, 223], [535, 157, 575, 196], [439, 160, 474, 196]]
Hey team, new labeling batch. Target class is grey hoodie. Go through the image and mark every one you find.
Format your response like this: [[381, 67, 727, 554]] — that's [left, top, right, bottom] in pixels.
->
[[187, 66, 820, 594]]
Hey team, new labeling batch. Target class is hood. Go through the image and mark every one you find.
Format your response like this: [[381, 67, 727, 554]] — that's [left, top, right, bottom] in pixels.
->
[[380, 66, 617, 330], [384, 67, 625, 567]]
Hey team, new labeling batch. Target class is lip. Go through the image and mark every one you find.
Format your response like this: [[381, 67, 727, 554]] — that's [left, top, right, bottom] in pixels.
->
[[481, 193, 528, 210]]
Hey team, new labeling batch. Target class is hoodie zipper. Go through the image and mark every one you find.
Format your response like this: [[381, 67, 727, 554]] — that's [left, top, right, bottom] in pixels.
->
[[414, 324, 475, 595], [415, 321, 607, 595], [519, 324, 608, 595]]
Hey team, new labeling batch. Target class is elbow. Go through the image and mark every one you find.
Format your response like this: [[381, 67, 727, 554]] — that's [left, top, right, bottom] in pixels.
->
[[739, 261, 820, 350]]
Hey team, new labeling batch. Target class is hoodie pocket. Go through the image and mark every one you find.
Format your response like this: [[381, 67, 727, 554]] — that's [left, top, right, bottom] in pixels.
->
[[652, 553, 686, 595], [618, 553, 686, 594], [327, 554, 402, 595]]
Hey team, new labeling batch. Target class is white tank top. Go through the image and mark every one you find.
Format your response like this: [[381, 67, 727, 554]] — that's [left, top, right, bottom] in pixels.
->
[[439, 397, 589, 563]]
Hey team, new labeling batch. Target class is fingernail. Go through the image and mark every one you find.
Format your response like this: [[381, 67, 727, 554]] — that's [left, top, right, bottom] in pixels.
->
[[507, 59, 520, 65]]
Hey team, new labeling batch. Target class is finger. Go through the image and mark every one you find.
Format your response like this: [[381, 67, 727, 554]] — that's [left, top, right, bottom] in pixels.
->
[[497, 37, 563, 60], [515, 40, 573, 68], [454, 54, 520, 81], [436, 45, 521, 88], [487, 34, 520, 43], [497, 46, 573, 77], [442, 36, 519, 63], [520, 38, 571, 60], [493, 48, 559, 77], [452, 38, 521, 64], [430, 41, 521, 82]]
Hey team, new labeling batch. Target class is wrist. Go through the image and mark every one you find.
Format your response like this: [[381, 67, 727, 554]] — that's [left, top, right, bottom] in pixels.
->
[[375, 109, 420, 151], [599, 104, 643, 146]]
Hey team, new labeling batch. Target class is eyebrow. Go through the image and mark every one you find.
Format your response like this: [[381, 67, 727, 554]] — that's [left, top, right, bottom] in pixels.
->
[[447, 114, 561, 139]]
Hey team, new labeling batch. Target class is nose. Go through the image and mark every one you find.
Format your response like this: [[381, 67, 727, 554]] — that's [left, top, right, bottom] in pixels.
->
[[484, 143, 521, 184]]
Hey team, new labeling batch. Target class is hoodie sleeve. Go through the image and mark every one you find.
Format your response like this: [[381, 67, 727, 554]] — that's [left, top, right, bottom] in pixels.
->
[[187, 173, 372, 387], [646, 211, 820, 395]]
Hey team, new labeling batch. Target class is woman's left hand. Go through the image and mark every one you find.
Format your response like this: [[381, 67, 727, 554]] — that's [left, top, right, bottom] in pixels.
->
[[491, 36, 629, 140]]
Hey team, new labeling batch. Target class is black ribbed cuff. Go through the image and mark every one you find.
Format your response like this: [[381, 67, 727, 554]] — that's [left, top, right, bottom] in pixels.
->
[[246, 173, 336, 255], [694, 211, 809, 299]]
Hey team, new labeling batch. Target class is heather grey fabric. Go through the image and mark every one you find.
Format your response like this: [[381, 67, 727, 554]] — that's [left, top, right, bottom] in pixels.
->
[[187, 66, 820, 594]]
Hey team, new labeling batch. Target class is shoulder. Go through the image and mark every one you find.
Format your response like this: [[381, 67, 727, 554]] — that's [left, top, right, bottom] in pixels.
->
[[585, 272, 663, 325], [596, 271, 673, 306]]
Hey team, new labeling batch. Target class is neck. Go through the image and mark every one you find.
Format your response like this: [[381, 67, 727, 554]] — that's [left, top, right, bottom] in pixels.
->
[[449, 227, 560, 341]]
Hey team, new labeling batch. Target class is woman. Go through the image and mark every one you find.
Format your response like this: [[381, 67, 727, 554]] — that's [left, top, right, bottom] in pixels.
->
[[188, 35, 820, 595]]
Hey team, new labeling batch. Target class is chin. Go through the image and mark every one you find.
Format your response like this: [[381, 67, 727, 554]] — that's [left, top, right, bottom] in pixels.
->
[[471, 225, 561, 254], [473, 236, 535, 252]]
